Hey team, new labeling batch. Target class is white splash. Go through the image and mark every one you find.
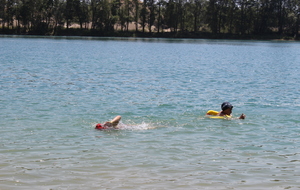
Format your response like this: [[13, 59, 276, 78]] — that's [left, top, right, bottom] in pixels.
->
[[117, 121, 157, 130]]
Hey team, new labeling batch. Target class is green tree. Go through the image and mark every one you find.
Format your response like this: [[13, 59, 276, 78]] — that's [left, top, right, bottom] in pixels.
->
[[92, 0, 118, 32], [65, 0, 76, 29], [148, 0, 156, 32], [192, 0, 203, 32], [156, 0, 164, 33], [0, 0, 6, 29], [286, 0, 300, 37], [140, 0, 148, 32], [206, 0, 218, 33], [5, 0, 15, 29], [132, 0, 140, 31], [53, 0, 65, 34], [20, 0, 34, 30], [164, 0, 178, 32]]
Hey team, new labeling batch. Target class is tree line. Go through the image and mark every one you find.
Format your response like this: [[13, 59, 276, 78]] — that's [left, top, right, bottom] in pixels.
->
[[0, 0, 300, 38]]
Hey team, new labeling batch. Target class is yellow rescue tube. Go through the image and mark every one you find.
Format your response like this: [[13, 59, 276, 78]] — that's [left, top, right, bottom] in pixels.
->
[[206, 110, 231, 119], [206, 110, 219, 115], [208, 116, 231, 119]]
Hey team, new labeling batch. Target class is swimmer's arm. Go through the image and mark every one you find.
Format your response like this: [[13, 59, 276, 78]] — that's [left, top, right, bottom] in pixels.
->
[[102, 116, 122, 128], [110, 115, 122, 127], [229, 114, 246, 119]]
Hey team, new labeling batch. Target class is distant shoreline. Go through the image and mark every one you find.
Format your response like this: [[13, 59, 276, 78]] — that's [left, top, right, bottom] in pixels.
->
[[1, 28, 298, 41]]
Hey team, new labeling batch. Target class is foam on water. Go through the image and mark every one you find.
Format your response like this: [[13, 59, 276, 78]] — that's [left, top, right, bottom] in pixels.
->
[[92, 121, 162, 131], [118, 122, 160, 130]]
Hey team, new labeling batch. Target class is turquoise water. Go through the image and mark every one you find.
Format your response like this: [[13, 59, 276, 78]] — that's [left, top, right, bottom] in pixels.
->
[[1, 36, 300, 189]]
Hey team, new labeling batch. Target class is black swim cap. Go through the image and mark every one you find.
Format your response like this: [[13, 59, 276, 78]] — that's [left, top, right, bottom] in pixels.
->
[[221, 102, 233, 110]]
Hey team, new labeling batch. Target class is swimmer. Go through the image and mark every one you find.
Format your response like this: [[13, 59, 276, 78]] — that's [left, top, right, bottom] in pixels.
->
[[206, 102, 246, 119], [95, 115, 122, 130]]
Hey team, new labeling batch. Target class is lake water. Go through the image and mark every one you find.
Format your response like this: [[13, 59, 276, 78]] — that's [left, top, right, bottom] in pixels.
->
[[1, 35, 300, 190]]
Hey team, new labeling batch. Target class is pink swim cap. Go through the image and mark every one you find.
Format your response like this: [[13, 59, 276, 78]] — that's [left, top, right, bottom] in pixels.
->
[[95, 123, 104, 130]]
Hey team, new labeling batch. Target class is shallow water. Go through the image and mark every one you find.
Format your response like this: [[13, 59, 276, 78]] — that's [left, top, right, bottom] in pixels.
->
[[1, 36, 300, 189]]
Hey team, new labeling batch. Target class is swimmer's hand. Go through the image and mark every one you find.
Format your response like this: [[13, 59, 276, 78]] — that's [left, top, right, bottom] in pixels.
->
[[239, 114, 246, 119]]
